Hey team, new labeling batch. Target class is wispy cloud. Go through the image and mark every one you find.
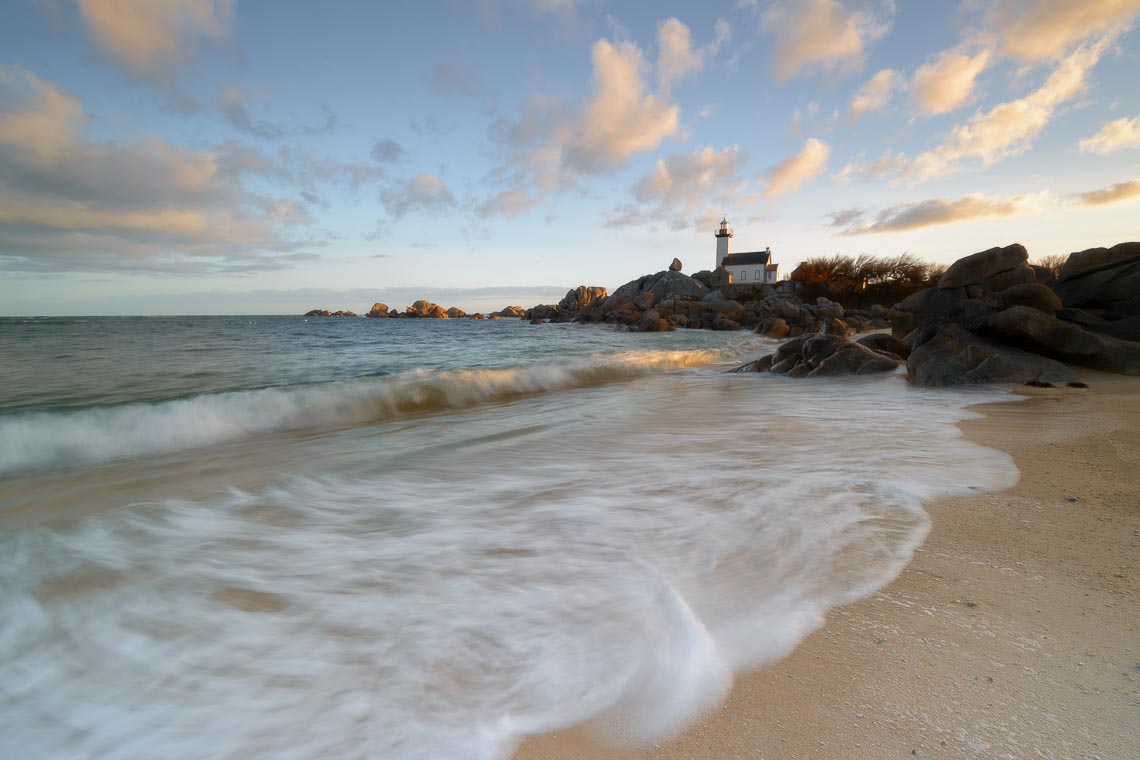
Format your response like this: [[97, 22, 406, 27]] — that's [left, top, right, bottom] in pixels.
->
[[760, 0, 893, 81], [848, 68, 898, 120], [909, 49, 991, 115], [763, 137, 830, 197], [832, 191, 1049, 234], [73, 0, 235, 87], [380, 174, 456, 218], [1072, 178, 1140, 206], [1079, 115, 1140, 155]]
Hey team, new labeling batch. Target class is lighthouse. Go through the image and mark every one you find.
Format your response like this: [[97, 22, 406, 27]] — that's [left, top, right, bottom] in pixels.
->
[[714, 216, 733, 269]]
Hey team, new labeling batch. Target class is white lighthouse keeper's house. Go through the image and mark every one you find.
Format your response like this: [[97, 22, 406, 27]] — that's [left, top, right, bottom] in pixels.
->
[[714, 217, 779, 284]]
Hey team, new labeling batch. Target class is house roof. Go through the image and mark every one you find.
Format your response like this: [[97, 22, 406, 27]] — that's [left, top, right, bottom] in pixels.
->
[[721, 251, 770, 266]]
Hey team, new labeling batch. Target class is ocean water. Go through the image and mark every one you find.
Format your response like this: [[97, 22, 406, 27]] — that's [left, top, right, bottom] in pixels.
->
[[0, 316, 1019, 759]]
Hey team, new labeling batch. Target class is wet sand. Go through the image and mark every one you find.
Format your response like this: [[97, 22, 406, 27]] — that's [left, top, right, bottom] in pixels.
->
[[517, 372, 1139, 759]]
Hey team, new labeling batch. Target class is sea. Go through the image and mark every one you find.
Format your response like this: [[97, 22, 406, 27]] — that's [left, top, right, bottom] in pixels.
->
[[0, 315, 1020, 760]]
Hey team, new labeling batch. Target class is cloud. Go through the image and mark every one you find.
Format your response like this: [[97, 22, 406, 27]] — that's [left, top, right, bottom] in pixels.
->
[[841, 39, 1110, 185], [848, 68, 898, 120], [910, 49, 991, 115], [380, 174, 456, 218], [980, 0, 1140, 63], [907, 40, 1108, 181], [565, 39, 681, 173], [763, 138, 830, 197], [760, 0, 892, 81], [656, 17, 730, 89], [73, 0, 235, 85], [1072, 178, 1140, 206], [0, 67, 312, 274], [604, 144, 751, 230], [834, 191, 1049, 234], [478, 33, 683, 216], [371, 138, 407, 164], [215, 85, 286, 139], [1079, 115, 1140, 155]]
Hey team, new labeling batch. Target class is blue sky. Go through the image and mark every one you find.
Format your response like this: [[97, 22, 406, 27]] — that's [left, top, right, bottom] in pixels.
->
[[2, 0, 1139, 315]]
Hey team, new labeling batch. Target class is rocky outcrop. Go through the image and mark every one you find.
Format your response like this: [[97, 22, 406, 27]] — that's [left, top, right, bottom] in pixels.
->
[[907, 325, 1079, 387], [446, 307, 467, 319], [888, 241, 1140, 385], [558, 286, 607, 313], [731, 334, 901, 377], [366, 303, 392, 318], [1051, 242, 1140, 322], [304, 309, 356, 317], [405, 300, 450, 318]]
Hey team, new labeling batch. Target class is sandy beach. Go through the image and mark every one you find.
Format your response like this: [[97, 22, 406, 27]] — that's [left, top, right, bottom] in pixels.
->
[[517, 372, 1139, 760]]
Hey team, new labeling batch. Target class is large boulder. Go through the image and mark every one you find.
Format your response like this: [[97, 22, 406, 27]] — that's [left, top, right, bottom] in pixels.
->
[[976, 306, 1140, 375], [366, 302, 391, 318], [558, 286, 607, 313], [937, 243, 1033, 290], [1052, 242, 1140, 321], [907, 325, 1079, 387], [669, 258, 683, 272], [997, 282, 1062, 316], [446, 307, 467, 319], [406, 300, 448, 318], [856, 332, 911, 359]]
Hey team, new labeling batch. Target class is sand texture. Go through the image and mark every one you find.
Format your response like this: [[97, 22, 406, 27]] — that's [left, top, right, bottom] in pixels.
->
[[518, 373, 1138, 759]]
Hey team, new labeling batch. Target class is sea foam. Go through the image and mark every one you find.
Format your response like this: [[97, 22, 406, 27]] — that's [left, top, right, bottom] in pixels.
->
[[0, 368, 1020, 759]]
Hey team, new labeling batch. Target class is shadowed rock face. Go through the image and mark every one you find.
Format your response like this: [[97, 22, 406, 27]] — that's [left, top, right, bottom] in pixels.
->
[[731, 334, 900, 377], [887, 241, 1140, 385], [1052, 242, 1140, 322], [907, 325, 1079, 387]]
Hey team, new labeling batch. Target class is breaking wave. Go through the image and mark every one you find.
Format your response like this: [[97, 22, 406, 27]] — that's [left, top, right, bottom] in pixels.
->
[[0, 349, 726, 475]]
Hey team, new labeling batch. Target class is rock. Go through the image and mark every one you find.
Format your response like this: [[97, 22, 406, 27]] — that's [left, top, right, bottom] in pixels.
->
[[938, 243, 1030, 289], [748, 333, 901, 377], [633, 309, 662, 332], [633, 291, 656, 311], [406, 299, 450, 318], [998, 283, 1062, 316], [470, 313, 485, 320], [821, 317, 850, 337], [1057, 241, 1140, 280], [857, 333, 912, 359], [906, 325, 1080, 387], [526, 304, 560, 321], [706, 299, 746, 321], [976, 305, 1140, 374], [495, 306, 526, 318], [814, 297, 845, 319], [728, 354, 776, 373], [669, 257, 683, 272], [558, 286, 608, 313], [758, 317, 790, 339], [1052, 242, 1140, 321], [446, 307, 467, 319], [366, 302, 390, 318], [691, 268, 732, 290], [712, 317, 742, 331]]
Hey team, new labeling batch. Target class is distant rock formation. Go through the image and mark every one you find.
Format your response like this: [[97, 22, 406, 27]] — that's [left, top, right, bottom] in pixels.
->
[[366, 303, 393, 318], [304, 309, 356, 317]]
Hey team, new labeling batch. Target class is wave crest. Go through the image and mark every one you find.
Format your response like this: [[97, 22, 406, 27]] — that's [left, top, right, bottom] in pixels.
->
[[0, 349, 726, 475]]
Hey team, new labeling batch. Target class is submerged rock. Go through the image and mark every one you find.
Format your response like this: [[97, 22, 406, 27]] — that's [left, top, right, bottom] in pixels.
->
[[732, 334, 901, 377]]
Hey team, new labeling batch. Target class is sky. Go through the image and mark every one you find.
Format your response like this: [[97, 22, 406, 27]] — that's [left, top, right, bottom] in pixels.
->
[[1, 0, 1139, 315]]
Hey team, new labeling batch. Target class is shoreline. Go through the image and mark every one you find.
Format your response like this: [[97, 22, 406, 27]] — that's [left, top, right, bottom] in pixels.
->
[[516, 372, 1139, 759]]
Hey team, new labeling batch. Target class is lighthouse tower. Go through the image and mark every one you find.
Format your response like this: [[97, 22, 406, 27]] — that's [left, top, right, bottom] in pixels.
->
[[714, 216, 733, 269]]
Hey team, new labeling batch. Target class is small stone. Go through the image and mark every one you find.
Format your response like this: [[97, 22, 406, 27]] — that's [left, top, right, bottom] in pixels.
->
[[1067, 381, 1089, 388], [965, 600, 977, 608], [1065, 496, 1078, 502]]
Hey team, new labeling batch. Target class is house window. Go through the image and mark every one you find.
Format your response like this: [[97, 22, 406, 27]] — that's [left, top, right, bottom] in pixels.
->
[[739, 269, 747, 281], [756, 270, 762, 280]]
